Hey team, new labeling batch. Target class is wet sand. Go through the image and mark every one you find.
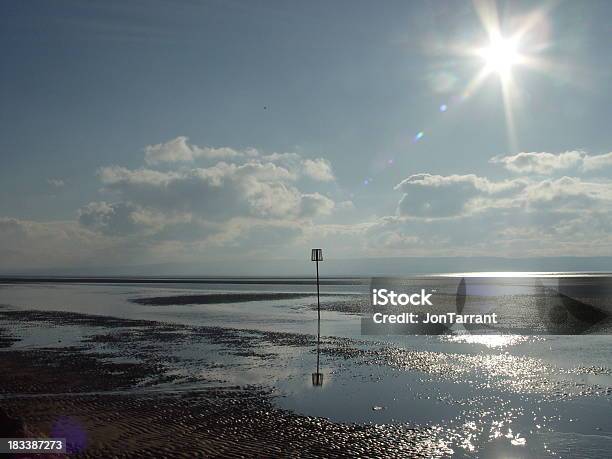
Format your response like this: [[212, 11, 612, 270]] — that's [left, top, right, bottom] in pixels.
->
[[0, 308, 450, 458], [2, 385, 448, 458], [2, 292, 611, 458]]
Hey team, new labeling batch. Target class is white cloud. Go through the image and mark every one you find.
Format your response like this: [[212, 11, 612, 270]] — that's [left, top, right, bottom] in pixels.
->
[[491, 150, 612, 175], [520, 176, 612, 210], [142, 137, 336, 183], [98, 140, 337, 222], [375, 170, 612, 257], [144, 136, 250, 165], [300, 193, 335, 217], [394, 173, 526, 217], [25, 137, 336, 265], [394, 171, 612, 219], [302, 158, 335, 181], [582, 152, 612, 171], [491, 151, 583, 174], [7, 135, 612, 271], [98, 163, 331, 220]]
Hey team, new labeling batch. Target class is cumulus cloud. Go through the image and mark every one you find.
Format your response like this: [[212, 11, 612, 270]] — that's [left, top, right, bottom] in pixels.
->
[[77, 201, 192, 236], [490, 151, 583, 174], [143, 137, 336, 182], [7, 134, 612, 271], [379, 167, 612, 257], [393, 171, 612, 219], [98, 139, 337, 223], [491, 150, 612, 174], [144, 136, 250, 165], [98, 163, 331, 220], [299, 193, 335, 217], [520, 176, 612, 210], [394, 173, 526, 217], [57, 137, 341, 260], [302, 158, 335, 181], [583, 152, 612, 171]]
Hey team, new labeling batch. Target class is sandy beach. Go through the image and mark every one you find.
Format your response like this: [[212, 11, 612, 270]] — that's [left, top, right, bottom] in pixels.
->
[[1, 279, 611, 458], [0, 307, 454, 458]]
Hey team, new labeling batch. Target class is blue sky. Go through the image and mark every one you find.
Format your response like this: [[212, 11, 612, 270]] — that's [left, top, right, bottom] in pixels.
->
[[1, 0, 612, 271]]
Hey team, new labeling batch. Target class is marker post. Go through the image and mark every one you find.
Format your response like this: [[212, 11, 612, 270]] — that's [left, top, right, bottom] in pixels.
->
[[311, 248, 323, 386]]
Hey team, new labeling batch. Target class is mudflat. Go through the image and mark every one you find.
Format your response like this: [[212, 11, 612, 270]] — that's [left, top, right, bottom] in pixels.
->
[[0, 308, 448, 458]]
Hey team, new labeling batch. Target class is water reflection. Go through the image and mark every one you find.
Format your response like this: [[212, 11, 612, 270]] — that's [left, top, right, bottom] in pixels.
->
[[312, 310, 323, 386]]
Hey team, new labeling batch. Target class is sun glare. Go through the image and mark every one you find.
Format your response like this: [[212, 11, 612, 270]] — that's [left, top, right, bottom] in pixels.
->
[[436, 2, 556, 153], [479, 36, 520, 78]]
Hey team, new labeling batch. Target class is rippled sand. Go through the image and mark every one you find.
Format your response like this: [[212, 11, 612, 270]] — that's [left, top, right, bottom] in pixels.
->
[[1, 298, 611, 457]]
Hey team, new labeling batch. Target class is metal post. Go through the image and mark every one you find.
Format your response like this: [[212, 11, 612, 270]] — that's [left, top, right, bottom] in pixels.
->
[[316, 258, 320, 375], [311, 248, 323, 386], [316, 258, 320, 340]]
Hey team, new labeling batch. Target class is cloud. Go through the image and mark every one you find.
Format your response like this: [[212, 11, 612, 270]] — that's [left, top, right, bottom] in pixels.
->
[[98, 141, 336, 221], [143, 137, 336, 182], [377, 169, 612, 257], [394, 171, 612, 219], [490, 151, 583, 174], [583, 152, 612, 171], [491, 151, 612, 174], [394, 173, 526, 217], [520, 176, 612, 210], [302, 158, 335, 181], [98, 163, 331, 220], [0, 217, 113, 270], [7, 135, 612, 271], [77, 201, 192, 236], [52, 137, 341, 261], [47, 178, 65, 187], [144, 136, 250, 165], [299, 193, 335, 217]]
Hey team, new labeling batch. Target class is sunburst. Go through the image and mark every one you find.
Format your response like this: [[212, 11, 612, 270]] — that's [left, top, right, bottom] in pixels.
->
[[456, 1, 553, 152]]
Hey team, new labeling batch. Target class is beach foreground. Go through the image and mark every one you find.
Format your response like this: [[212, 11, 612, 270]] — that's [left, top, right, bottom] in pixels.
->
[[1, 279, 611, 458], [0, 308, 454, 458]]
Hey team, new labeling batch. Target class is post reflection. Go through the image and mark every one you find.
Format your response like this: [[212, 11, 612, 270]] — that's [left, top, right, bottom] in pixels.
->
[[311, 313, 323, 387]]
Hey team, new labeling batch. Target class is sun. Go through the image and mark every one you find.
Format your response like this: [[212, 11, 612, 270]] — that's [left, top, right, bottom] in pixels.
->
[[452, 2, 556, 153], [478, 36, 521, 78]]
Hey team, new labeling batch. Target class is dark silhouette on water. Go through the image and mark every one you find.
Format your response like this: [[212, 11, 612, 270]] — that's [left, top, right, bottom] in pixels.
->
[[456, 277, 466, 314], [536, 278, 609, 334], [312, 326, 323, 386]]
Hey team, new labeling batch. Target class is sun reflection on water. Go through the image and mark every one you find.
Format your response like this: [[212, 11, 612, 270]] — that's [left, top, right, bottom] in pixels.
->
[[442, 334, 528, 348]]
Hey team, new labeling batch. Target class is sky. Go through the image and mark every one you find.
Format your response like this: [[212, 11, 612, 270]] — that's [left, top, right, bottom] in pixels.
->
[[1, 0, 612, 273]]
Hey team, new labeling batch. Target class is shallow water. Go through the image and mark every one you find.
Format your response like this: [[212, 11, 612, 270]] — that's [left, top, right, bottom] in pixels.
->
[[1, 277, 611, 458]]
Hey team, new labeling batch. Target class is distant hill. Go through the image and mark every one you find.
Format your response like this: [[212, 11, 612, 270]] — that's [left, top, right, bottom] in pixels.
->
[[2, 256, 611, 277]]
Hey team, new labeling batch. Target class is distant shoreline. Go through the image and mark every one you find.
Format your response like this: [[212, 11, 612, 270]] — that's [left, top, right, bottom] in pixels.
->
[[2, 273, 612, 286], [0, 276, 366, 285], [131, 292, 318, 306]]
